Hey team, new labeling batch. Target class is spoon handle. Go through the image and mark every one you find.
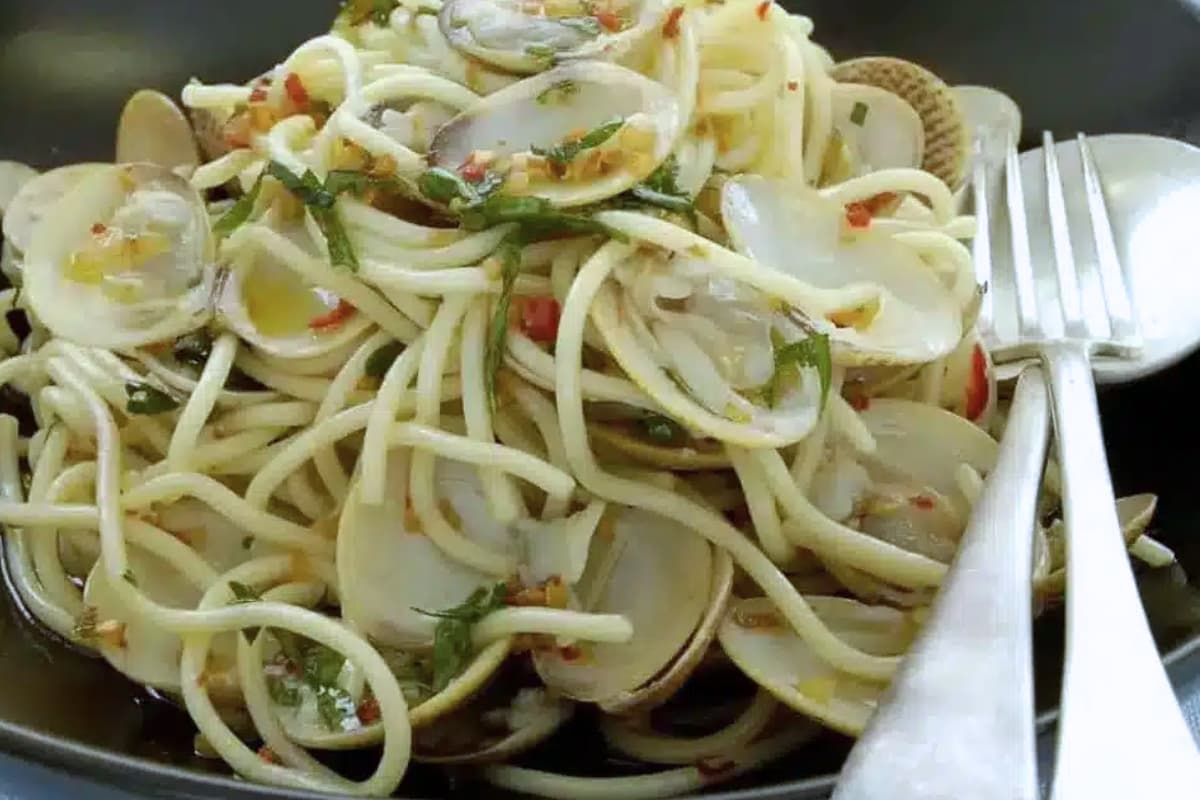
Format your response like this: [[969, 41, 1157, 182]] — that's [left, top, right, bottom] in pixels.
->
[[1045, 344, 1200, 800], [833, 366, 1049, 800]]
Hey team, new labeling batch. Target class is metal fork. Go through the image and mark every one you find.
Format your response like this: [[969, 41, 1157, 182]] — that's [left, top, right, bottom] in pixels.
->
[[1000, 132, 1200, 799], [833, 133, 1050, 800]]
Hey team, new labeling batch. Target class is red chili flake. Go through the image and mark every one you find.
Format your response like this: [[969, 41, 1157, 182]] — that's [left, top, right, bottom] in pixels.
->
[[459, 155, 487, 183], [257, 746, 281, 765], [696, 757, 737, 779], [595, 10, 623, 31], [662, 6, 684, 38], [964, 343, 989, 420], [756, 0, 771, 19], [910, 495, 935, 510], [308, 299, 356, 330], [519, 296, 561, 343], [90, 222, 108, 236], [848, 393, 871, 411], [845, 202, 872, 229], [787, 80, 799, 91], [284, 72, 309, 108], [356, 696, 381, 725], [559, 644, 584, 662]]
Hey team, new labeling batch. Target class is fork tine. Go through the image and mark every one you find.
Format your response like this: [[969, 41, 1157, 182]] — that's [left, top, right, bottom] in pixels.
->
[[971, 137, 994, 336], [1077, 133, 1138, 342], [1042, 131, 1087, 338], [1005, 133, 1042, 340]]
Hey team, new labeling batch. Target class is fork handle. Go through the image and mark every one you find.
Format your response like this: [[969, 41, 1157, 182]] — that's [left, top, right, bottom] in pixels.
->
[[833, 367, 1049, 800], [1045, 342, 1200, 800]]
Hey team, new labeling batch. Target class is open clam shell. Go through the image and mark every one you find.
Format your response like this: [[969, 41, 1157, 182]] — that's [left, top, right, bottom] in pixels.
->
[[721, 175, 962, 366], [23, 162, 215, 349], [415, 665, 574, 764], [338, 455, 514, 650], [718, 596, 916, 735], [533, 506, 720, 714], [0, 161, 39, 219], [1035, 493, 1158, 602], [439, 0, 668, 75], [428, 61, 681, 208], [116, 90, 201, 173], [830, 83, 924, 178], [3, 163, 108, 269], [830, 57, 969, 190], [217, 222, 372, 360]]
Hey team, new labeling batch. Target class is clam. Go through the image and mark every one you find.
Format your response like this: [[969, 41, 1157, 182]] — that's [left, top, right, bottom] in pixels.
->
[[721, 175, 962, 366], [829, 57, 969, 190], [2, 163, 108, 278], [439, 0, 668, 75], [829, 84, 924, 180], [718, 596, 916, 735], [116, 90, 202, 173], [1035, 493, 1157, 603], [22, 163, 216, 349], [428, 61, 682, 207], [216, 221, 372, 360], [0, 161, 38, 218], [533, 505, 727, 715], [415, 666, 573, 764], [592, 246, 827, 449], [338, 455, 514, 650]]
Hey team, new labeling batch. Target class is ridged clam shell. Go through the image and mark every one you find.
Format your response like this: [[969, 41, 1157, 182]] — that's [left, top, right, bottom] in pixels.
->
[[831, 57, 968, 189]]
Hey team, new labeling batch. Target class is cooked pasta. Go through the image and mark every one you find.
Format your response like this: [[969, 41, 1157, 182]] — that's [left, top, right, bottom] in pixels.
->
[[0, 0, 1170, 797]]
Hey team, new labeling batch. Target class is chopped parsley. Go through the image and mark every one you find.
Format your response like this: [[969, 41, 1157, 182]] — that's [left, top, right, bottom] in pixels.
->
[[524, 43, 558, 67], [758, 331, 832, 408], [850, 101, 870, 126], [365, 341, 405, 379], [638, 414, 687, 446], [532, 117, 624, 167], [628, 154, 693, 213], [485, 236, 522, 412], [122, 569, 138, 586], [212, 172, 265, 239], [228, 581, 261, 604], [125, 382, 179, 415], [264, 161, 359, 271], [172, 330, 212, 370], [268, 631, 360, 731], [413, 583, 507, 692], [558, 16, 602, 36], [536, 79, 580, 106]]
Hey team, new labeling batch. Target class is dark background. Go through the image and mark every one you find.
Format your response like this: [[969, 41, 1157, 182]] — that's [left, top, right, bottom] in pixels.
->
[[0, 1, 1198, 798]]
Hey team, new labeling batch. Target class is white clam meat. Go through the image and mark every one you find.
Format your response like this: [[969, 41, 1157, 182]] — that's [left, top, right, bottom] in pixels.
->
[[721, 175, 962, 366], [439, 0, 667, 75], [429, 61, 681, 207], [23, 163, 215, 349], [718, 596, 915, 735]]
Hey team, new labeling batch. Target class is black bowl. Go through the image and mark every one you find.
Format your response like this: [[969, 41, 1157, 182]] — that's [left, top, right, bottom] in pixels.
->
[[1, 1, 1199, 797]]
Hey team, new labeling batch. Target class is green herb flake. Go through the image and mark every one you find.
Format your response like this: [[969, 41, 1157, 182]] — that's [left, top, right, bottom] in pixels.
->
[[365, 341, 405, 379], [536, 79, 580, 106], [212, 171, 265, 239], [122, 569, 138, 586], [524, 43, 558, 65], [269, 630, 358, 730], [638, 414, 687, 447], [316, 686, 360, 732], [265, 161, 360, 272], [413, 583, 507, 692], [266, 673, 302, 707], [485, 237, 523, 411], [850, 101, 869, 126], [125, 382, 179, 416], [323, 169, 405, 198], [760, 332, 832, 408], [228, 581, 260, 604], [241, 536, 254, 550], [172, 330, 213, 371], [531, 117, 624, 167], [417, 167, 476, 205], [559, 16, 602, 36]]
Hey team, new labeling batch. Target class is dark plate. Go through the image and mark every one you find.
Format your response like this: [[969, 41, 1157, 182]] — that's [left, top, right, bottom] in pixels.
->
[[1, 1, 1199, 797]]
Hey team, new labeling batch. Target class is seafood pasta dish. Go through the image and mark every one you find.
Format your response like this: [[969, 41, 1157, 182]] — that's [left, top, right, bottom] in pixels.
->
[[0, 0, 1170, 796]]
